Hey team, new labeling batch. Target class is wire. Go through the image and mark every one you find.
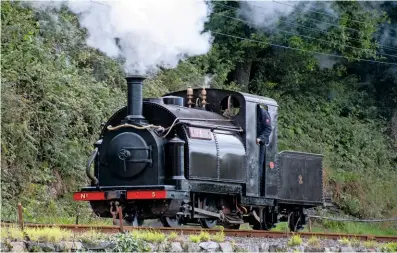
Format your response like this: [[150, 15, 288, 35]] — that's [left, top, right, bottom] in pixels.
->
[[247, 1, 362, 34], [212, 31, 397, 66], [272, 0, 367, 26], [214, 12, 397, 59], [308, 215, 397, 223], [212, 2, 397, 52]]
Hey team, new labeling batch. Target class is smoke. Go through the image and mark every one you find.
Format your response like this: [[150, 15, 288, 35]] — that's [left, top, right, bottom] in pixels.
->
[[314, 55, 339, 69], [237, 1, 337, 30], [203, 74, 213, 88], [29, 0, 212, 75], [237, 1, 340, 68], [237, 0, 293, 28]]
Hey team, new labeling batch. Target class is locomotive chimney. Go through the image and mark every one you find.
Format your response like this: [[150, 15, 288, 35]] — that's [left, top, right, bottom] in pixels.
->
[[125, 75, 146, 123]]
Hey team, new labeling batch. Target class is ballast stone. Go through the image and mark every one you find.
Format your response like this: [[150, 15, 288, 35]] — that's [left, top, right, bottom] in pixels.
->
[[171, 242, 183, 252], [219, 241, 233, 252], [199, 241, 220, 252]]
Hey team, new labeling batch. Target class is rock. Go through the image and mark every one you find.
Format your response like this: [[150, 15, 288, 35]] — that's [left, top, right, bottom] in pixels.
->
[[220, 241, 234, 252], [9, 242, 25, 252], [233, 243, 246, 252], [339, 246, 355, 252], [247, 244, 260, 252], [305, 246, 325, 252], [59, 241, 83, 251], [148, 243, 158, 252], [325, 247, 339, 253], [199, 241, 220, 252], [82, 241, 116, 251], [188, 243, 201, 252], [269, 244, 286, 252], [157, 242, 169, 252], [260, 243, 269, 252], [38, 242, 57, 252], [0, 241, 10, 252], [171, 242, 183, 252]]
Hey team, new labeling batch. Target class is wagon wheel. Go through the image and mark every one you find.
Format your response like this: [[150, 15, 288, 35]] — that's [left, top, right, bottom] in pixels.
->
[[288, 211, 304, 232], [251, 209, 271, 231], [160, 216, 182, 227], [199, 197, 218, 229]]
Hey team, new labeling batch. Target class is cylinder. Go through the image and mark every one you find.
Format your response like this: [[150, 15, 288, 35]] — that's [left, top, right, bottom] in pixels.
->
[[163, 96, 184, 106], [166, 135, 186, 190], [125, 75, 146, 122]]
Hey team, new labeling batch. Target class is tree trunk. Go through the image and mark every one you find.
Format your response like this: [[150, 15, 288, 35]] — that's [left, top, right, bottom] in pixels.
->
[[233, 59, 252, 92]]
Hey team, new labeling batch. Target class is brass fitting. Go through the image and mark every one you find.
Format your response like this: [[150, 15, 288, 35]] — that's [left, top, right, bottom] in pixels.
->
[[187, 87, 193, 108], [201, 87, 207, 108]]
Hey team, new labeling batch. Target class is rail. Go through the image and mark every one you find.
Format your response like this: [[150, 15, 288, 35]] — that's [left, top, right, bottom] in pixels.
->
[[1, 203, 396, 243]]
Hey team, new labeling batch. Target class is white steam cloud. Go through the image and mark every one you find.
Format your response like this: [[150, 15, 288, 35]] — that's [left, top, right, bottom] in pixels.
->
[[238, 1, 337, 30], [238, 0, 293, 28], [31, 0, 212, 75]]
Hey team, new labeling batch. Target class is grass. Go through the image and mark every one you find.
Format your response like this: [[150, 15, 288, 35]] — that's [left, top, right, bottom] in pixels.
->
[[363, 240, 379, 249], [338, 237, 350, 246], [77, 229, 108, 243], [1, 225, 24, 241], [189, 231, 210, 243], [350, 237, 361, 247], [25, 227, 73, 243], [211, 228, 225, 242], [307, 236, 320, 247], [130, 229, 166, 243], [288, 234, 303, 247], [308, 219, 397, 236], [167, 231, 178, 242], [381, 242, 397, 252]]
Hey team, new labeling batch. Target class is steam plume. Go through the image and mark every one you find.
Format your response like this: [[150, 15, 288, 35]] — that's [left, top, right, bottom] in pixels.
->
[[238, 0, 294, 28], [30, 0, 212, 75]]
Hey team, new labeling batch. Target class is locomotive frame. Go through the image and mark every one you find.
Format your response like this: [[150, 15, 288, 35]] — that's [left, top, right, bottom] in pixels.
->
[[74, 75, 325, 231]]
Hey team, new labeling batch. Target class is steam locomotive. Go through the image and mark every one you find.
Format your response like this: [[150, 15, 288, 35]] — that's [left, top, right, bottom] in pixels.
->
[[73, 75, 325, 231]]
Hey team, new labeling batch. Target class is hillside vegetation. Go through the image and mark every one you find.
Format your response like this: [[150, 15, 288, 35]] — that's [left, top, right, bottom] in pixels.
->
[[1, 1, 396, 229]]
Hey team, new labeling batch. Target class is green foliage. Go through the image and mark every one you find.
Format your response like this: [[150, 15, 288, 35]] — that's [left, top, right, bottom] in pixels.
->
[[1, 2, 128, 219], [1, 0, 396, 229], [211, 228, 225, 242], [381, 242, 397, 252], [189, 231, 210, 243], [113, 233, 150, 252], [288, 234, 303, 247]]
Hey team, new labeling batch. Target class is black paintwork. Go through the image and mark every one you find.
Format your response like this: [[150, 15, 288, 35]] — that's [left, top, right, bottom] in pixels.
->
[[277, 151, 324, 205], [166, 89, 279, 197], [188, 180, 242, 194], [96, 127, 165, 186], [125, 76, 146, 123], [165, 135, 186, 190], [163, 96, 184, 106], [84, 87, 325, 222]]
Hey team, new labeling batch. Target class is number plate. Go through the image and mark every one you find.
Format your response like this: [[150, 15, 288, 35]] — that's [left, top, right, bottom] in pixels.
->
[[188, 127, 212, 140]]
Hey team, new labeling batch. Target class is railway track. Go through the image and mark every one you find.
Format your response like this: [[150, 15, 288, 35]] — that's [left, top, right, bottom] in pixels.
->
[[2, 222, 397, 242]]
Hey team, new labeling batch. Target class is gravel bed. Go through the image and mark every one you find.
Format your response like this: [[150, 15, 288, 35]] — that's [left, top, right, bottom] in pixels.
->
[[1, 233, 393, 252]]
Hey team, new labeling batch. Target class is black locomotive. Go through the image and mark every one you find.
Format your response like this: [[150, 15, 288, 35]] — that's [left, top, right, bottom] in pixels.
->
[[74, 75, 325, 231]]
